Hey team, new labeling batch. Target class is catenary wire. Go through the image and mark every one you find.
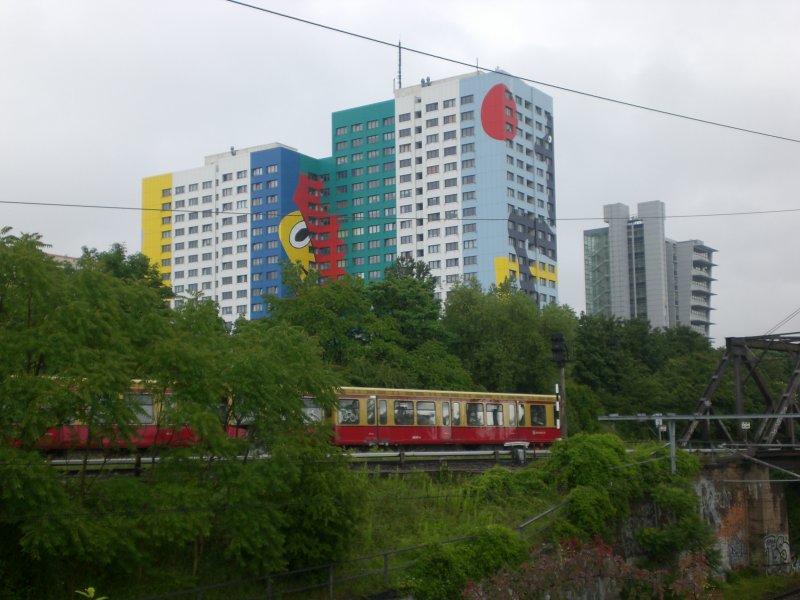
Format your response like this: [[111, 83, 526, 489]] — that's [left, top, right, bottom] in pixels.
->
[[3, 199, 800, 223], [222, 0, 800, 145]]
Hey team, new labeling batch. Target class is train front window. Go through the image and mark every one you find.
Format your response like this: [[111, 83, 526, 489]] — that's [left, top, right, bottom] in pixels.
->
[[302, 398, 323, 423], [466, 402, 484, 426], [531, 405, 546, 426], [486, 403, 504, 426], [394, 400, 414, 425], [417, 401, 435, 426], [338, 398, 360, 425]]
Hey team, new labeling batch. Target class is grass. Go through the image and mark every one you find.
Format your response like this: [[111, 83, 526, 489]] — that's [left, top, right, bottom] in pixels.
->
[[715, 570, 800, 599]]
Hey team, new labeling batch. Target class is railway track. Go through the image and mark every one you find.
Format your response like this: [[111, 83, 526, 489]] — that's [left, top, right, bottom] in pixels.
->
[[47, 449, 550, 475]]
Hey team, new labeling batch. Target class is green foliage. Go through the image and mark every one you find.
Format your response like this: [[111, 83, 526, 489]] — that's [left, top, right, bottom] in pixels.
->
[[75, 588, 108, 600], [465, 467, 520, 504], [564, 485, 616, 538], [462, 525, 527, 580], [441, 281, 568, 393], [544, 433, 631, 492], [404, 543, 468, 600], [404, 525, 528, 600], [0, 234, 364, 598]]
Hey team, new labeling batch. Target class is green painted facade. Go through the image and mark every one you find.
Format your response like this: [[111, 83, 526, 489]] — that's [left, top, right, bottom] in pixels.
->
[[329, 100, 397, 282]]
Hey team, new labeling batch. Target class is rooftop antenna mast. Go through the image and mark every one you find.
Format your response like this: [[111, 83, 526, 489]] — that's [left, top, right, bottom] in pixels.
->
[[397, 39, 402, 89]]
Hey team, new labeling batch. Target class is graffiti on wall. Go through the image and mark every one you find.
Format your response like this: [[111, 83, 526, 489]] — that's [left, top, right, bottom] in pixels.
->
[[764, 533, 791, 569]]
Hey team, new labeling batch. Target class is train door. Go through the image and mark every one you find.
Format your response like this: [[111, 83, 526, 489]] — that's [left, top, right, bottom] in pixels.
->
[[364, 394, 378, 445], [440, 401, 452, 443], [377, 398, 388, 445]]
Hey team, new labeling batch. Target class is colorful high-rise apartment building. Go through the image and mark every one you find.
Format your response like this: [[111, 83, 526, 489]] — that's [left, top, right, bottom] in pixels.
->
[[142, 71, 558, 326]]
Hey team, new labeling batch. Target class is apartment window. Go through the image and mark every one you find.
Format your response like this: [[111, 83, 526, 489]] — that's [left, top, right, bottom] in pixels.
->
[[446, 258, 459, 267], [462, 143, 475, 153], [425, 102, 438, 112], [461, 127, 474, 137], [463, 223, 477, 233], [444, 146, 457, 156], [399, 112, 411, 122], [443, 130, 457, 140], [443, 98, 456, 108], [460, 94, 473, 105], [426, 118, 438, 127], [443, 114, 456, 124]]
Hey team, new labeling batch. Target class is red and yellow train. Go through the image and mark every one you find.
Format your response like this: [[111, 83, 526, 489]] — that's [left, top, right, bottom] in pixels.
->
[[15, 385, 560, 451], [24, 385, 246, 451], [305, 386, 561, 448]]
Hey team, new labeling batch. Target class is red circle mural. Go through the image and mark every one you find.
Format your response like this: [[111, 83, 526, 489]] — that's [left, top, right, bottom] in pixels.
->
[[481, 83, 518, 141]]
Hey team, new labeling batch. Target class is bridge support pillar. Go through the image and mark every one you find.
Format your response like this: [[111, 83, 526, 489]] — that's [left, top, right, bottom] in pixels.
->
[[696, 457, 791, 573]]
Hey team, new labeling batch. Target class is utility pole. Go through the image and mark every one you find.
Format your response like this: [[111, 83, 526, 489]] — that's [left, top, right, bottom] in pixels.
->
[[551, 333, 570, 438]]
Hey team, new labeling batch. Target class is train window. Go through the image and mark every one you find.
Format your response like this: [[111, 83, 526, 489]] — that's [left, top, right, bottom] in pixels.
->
[[128, 394, 154, 424], [417, 401, 435, 426], [367, 396, 376, 425], [531, 405, 546, 426], [517, 404, 526, 427], [508, 403, 516, 426], [338, 398, 360, 425], [379, 399, 388, 425], [394, 400, 414, 425], [452, 402, 461, 426], [302, 398, 323, 422], [486, 403, 504, 426], [466, 402, 484, 426], [442, 402, 450, 426]]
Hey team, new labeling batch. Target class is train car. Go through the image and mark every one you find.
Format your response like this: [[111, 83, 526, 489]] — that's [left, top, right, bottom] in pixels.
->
[[304, 386, 560, 448], [30, 384, 246, 451]]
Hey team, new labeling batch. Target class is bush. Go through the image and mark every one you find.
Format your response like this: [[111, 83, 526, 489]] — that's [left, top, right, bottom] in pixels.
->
[[462, 525, 527, 580], [404, 543, 467, 600]]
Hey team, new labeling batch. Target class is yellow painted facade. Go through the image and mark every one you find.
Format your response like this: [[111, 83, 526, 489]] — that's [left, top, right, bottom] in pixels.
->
[[141, 173, 172, 281], [494, 256, 558, 287]]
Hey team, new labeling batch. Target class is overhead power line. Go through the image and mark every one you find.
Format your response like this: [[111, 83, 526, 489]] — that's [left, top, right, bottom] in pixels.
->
[[3, 199, 800, 223], [223, 0, 800, 145]]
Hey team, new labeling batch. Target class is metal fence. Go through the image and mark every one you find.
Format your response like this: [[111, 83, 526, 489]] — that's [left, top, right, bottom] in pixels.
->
[[136, 502, 566, 600]]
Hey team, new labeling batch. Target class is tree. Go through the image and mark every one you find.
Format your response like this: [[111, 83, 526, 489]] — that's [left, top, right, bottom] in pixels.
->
[[79, 242, 172, 300], [369, 259, 444, 350], [442, 281, 558, 393]]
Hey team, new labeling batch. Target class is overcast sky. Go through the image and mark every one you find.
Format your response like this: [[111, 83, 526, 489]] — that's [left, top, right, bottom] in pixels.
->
[[3, 0, 799, 342]]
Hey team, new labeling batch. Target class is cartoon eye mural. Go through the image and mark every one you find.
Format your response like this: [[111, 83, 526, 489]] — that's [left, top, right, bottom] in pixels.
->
[[279, 210, 314, 269]]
